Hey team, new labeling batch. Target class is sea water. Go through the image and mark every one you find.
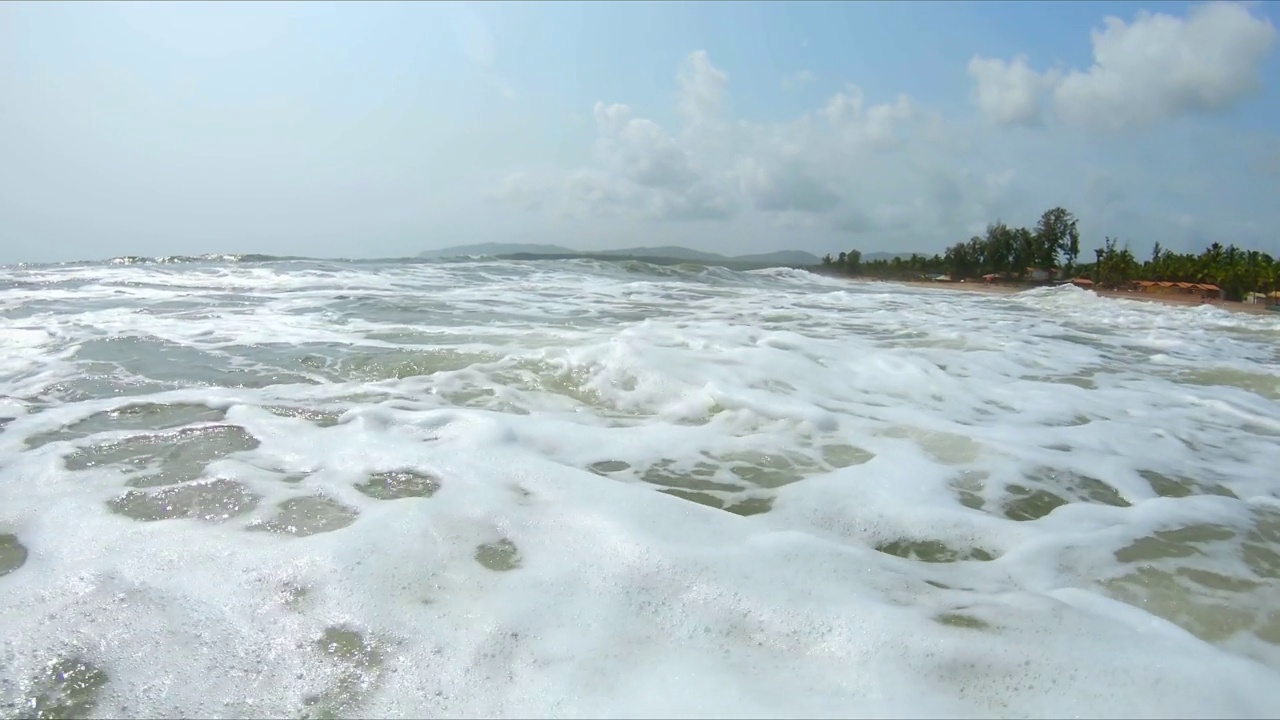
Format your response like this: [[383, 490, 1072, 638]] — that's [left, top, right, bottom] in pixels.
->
[[1, 255, 1278, 718]]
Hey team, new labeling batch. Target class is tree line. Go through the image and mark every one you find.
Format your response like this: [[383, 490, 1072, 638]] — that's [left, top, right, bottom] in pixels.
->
[[818, 207, 1278, 302]]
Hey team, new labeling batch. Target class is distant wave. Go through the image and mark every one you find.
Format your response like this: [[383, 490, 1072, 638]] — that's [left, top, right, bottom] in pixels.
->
[[3, 254, 826, 289], [106, 253, 308, 265], [4, 253, 310, 270]]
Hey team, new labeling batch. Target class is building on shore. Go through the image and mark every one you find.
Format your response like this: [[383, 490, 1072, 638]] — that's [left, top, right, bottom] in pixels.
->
[[1132, 280, 1220, 300], [979, 269, 1057, 285]]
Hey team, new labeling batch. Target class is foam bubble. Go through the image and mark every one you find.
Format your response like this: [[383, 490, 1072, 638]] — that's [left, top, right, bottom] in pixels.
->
[[1, 258, 1279, 717]]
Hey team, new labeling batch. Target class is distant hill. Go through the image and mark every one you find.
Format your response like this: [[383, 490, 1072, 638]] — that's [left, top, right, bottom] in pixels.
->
[[599, 245, 725, 262], [419, 243, 823, 267], [734, 250, 826, 265], [417, 242, 578, 259]]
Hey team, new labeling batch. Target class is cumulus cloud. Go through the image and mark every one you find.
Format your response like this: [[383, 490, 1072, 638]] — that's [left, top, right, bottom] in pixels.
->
[[970, 2, 1276, 132], [495, 50, 1039, 246], [968, 55, 1056, 126], [1054, 2, 1276, 131], [500, 53, 745, 224], [677, 50, 729, 126], [499, 51, 940, 234], [498, 97, 734, 224], [824, 85, 916, 149], [496, 5, 1279, 256], [592, 103, 697, 190]]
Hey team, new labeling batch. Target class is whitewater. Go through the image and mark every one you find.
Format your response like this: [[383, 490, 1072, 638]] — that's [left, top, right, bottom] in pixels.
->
[[1, 255, 1279, 719]]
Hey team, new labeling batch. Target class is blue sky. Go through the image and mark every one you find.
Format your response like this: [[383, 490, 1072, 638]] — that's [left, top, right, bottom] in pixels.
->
[[1, 0, 1278, 264]]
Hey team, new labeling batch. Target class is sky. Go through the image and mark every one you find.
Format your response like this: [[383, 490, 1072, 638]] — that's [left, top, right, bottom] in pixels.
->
[[1, 0, 1278, 265]]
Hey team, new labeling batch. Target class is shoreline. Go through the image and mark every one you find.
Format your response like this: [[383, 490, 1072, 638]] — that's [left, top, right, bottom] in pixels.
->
[[852, 278, 1278, 316]]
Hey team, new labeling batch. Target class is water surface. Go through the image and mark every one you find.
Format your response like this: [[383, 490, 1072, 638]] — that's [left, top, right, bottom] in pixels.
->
[[1, 255, 1279, 718]]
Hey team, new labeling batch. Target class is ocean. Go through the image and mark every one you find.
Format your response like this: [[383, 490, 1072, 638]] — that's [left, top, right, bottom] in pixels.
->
[[1, 255, 1279, 718]]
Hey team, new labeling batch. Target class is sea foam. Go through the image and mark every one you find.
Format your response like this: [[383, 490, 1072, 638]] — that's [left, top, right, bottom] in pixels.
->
[[1, 258, 1279, 718]]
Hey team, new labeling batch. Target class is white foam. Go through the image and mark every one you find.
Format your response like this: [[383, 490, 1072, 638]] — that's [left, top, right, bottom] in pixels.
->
[[1, 259, 1279, 718]]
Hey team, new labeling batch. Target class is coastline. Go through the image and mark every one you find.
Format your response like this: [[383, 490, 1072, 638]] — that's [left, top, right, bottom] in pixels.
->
[[854, 278, 1278, 316]]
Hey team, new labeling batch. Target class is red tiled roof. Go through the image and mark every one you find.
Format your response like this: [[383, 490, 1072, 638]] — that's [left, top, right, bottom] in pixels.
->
[[1133, 280, 1221, 291]]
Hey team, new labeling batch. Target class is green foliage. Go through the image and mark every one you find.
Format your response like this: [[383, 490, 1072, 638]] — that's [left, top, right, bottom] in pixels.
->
[[817, 205, 1278, 302], [1035, 206, 1080, 273], [1092, 236, 1139, 289]]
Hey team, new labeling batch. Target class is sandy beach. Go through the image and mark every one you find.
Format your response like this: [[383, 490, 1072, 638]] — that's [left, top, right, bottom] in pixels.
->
[[869, 279, 1280, 316]]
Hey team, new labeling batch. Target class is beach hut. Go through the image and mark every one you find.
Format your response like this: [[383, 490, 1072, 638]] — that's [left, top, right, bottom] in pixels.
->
[[1068, 277, 1094, 289], [1194, 283, 1221, 300], [1148, 281, 1183, 295]]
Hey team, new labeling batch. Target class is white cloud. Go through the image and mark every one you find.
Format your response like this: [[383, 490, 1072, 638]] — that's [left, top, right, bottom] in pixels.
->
[[967, 55, 1056, 126], [496, 10, 1279, 257], [498, 96, 735, 224], [497, 53, 977, 246], [1054, 2, 1276, 132], [823, 85, 916, 149], [970, 2, 1276, 133], [592, 102, 698, 190], [677, 50, 729, 126]]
